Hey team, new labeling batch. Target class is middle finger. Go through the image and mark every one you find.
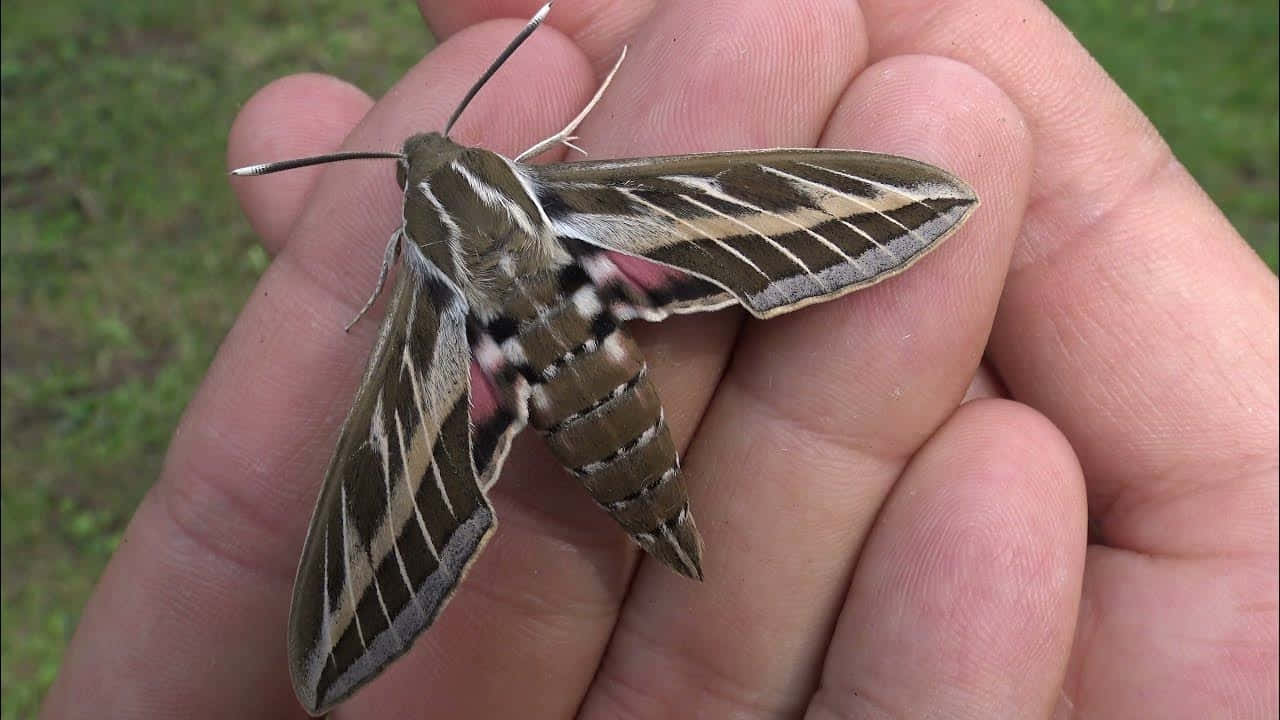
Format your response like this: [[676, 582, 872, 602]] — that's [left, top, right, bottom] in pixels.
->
[[582, 52, 1032, 716]]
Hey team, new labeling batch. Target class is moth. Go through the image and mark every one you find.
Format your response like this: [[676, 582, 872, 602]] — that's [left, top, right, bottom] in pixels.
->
[[232, 3, 977, 714]]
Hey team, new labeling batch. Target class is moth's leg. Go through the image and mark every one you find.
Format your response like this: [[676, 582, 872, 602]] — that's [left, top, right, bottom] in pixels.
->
[[515, 47, 628, 162], [345, 228, 402, 331]]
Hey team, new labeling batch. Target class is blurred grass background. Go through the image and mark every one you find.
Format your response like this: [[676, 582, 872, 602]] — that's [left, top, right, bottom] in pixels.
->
[[1, 0, 1275, 715]]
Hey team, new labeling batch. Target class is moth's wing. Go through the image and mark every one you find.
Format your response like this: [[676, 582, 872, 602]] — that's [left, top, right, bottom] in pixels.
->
[[527, 149, 977, 319], [465, 334, 527, 491], [289, 250, 493, 715], [558, 235, 736, 322]]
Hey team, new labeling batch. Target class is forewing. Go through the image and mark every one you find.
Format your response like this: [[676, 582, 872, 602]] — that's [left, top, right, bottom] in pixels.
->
[[528, 149, 977, 319], [289, 249, 493, 715]]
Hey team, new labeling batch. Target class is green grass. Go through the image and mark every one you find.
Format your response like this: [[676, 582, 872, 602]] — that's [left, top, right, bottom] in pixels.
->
[[1, 1, 1275, 716], [1051, 0, 1279, 267], [0, 2, 427, 715]]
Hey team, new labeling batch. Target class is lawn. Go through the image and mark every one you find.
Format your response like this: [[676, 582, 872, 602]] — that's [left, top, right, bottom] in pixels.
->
[[1, 1, 1275, 716]]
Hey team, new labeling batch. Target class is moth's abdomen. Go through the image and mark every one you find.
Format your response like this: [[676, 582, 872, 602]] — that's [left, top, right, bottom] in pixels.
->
[[533, 328, 703, 579], [492, 271, 704, 579]]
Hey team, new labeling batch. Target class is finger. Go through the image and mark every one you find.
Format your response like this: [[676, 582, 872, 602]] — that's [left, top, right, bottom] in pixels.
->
[[581, 56, 1032, 716], [570, 0, 873, 464], [42, 23, 597, 719], [811, 400, 1086, 718], [420, 0, 659, 71], [228, 74, 374, 255], [861, 0, 1278, 555], [369, 1, 873, 715], [862, 4, 1279, 715]]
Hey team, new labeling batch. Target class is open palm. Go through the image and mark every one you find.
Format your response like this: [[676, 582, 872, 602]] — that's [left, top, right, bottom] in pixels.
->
[[44, 1, 1276, 718]]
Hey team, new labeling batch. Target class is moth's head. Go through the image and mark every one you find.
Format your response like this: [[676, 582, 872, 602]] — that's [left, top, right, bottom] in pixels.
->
[[397, 132, 464, 189]]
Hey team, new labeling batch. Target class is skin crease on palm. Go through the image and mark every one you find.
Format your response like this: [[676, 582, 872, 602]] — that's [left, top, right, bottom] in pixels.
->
[[41, 1, 1277, 719]]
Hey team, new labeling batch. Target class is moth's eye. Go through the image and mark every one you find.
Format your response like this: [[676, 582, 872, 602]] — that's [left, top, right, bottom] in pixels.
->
[[396, 162, 408, 190]]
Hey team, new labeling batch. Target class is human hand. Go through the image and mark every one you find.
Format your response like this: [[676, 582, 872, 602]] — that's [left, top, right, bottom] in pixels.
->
[[43, 1, 1277, 718]]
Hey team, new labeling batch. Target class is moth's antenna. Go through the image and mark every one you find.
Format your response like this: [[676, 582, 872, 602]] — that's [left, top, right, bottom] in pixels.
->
[[230, 1, 552, 175], [230, 151, 405, 177], [444, 1, 552, 136], [515, 46, 627, 162]]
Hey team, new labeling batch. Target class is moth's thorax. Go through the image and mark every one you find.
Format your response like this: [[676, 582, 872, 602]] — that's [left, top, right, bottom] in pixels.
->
[[400, 133, 568, 316]]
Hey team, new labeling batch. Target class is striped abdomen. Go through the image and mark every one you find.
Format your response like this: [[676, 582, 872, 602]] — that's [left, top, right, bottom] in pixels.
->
[[488, 264, 704, 579]]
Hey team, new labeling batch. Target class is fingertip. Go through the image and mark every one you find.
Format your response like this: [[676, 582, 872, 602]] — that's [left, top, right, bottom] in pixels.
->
[[921, 398, 1087, 530], [809, 55, 1032, 373], [419, 0, 660, 71], [823, 55, 1032, 271], [895, 399, 1089, 587], [829, 55, 1030, 171], [228, 73, 374, 254], [819, 398, 1085, 717], [228, 72, 374, 171]]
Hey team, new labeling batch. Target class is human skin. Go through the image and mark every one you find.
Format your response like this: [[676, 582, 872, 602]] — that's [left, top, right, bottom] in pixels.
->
[[42, 1, 1277, 718]]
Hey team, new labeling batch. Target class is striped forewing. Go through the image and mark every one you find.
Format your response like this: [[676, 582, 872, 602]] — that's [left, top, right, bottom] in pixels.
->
[[288, 243, 494, 715], [529, 149, 977, 319]]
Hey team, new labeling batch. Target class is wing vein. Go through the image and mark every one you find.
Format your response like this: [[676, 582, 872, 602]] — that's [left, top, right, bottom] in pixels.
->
[[619, 189, 768, 278], [760, 165, 908, 263], [674, 190, 829, 293], [682, 173, 864, 270], [338, 483, 369, 652], [393, 408, 441, 562]]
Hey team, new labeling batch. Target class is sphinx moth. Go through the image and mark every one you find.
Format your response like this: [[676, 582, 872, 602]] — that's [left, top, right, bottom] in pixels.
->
[[232, 3, 977, 713]]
